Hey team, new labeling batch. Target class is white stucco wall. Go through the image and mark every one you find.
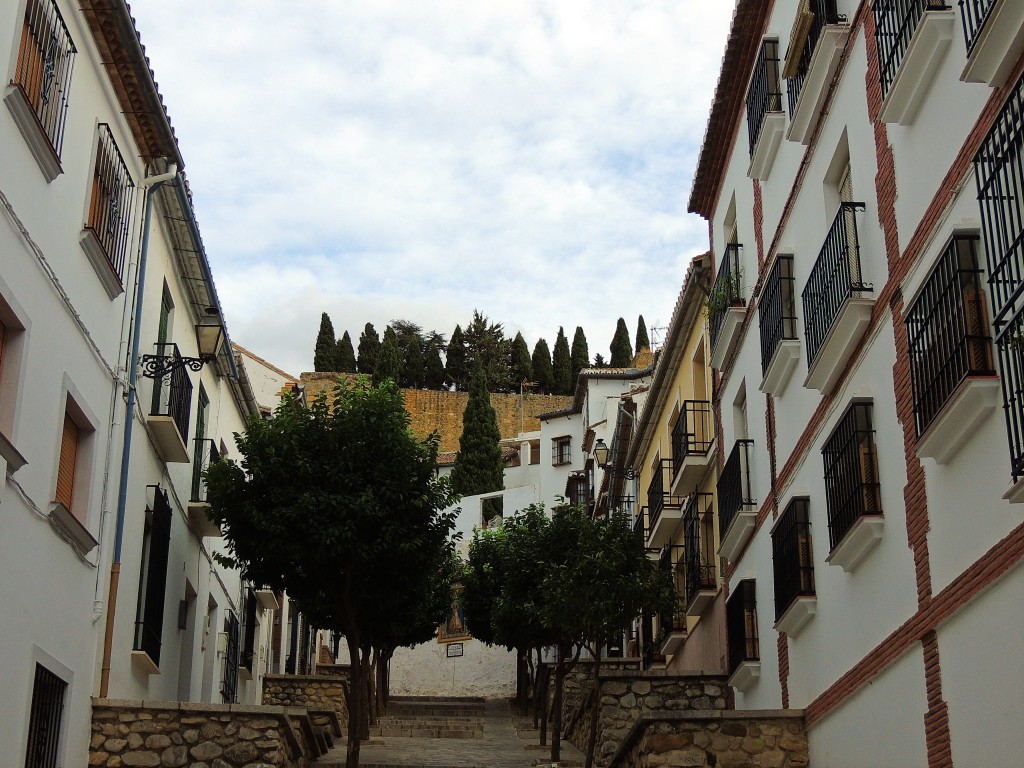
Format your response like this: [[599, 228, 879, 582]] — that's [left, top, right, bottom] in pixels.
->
[[388, 639, 517, 699]]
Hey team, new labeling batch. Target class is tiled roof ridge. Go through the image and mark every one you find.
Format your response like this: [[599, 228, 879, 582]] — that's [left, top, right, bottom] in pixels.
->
[[233, 342, 298, 382]]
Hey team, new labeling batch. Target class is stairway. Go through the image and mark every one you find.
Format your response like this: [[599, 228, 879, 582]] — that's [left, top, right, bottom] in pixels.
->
[[371, 696, 486, 739]]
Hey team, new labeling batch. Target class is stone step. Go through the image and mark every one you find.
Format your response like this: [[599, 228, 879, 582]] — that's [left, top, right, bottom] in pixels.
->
[[369, 725, 484, 739], [374, 717, 484, 728]]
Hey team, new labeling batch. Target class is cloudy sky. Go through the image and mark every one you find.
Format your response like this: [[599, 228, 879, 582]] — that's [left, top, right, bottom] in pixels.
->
[[129, 1, 734, 377]]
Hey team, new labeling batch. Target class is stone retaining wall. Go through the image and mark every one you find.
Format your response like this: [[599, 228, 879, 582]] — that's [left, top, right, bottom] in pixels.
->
[[561, 670, 729, 766], [608, 710, 809, 768], [262, 673, 349, 723], [89, 699, 308, 767]]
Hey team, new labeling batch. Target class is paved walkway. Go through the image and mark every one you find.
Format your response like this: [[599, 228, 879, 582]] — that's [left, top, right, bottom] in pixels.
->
[[315, 700, 585, 768]]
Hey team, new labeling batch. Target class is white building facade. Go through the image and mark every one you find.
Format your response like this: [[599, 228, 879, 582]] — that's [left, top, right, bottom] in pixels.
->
[[691, 1, 1024, 766]]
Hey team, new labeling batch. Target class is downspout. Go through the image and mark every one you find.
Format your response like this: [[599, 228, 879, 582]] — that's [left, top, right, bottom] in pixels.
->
[[99, 163, 177, 697]]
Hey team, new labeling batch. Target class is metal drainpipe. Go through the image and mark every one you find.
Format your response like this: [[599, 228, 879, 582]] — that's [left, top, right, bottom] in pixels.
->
[[99, 164, 177, 698]]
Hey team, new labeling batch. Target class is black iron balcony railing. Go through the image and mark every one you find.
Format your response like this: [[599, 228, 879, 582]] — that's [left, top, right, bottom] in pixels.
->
[[647, 459, 686, 533], [802, 202, 871, 367], [610, 495, 636, 517], [823, 402, 882, 550], [997, 313, 1024, 482], [746, 39, 783, 157], [221, 611, 239, 704], [683, 492, 716, 605], [13, 0, 76, 158], [718, 440, 756, 541], [709, 244, 745, 351], [191, 438, 221, 503], [959, 0, 996, 56], [671, 400, 713, 478], [772, 498, 815, 621], [134, 487, 172, 667], [726, 579, 760, 674], [759, 255, 799, 374], [786, 0, 844, 116], [907, 235, 994, 437], [874, 0, 950, 98], [86, 124, 135, 283], [634, 506, 648, 540], [150, 343, 194, 443]]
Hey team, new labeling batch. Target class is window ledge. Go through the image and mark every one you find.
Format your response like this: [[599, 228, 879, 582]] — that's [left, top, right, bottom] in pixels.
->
[[0, 429, 28, 474], [880, 9, 955, 125], [748, 111, 785, 180], [187, 500, 221, 537], [48, 501, 99, 556], [961, 0, 1024, 87], [826, 514, 883, 572], [711, 307, 746, 370], [79, 229, 125, 300], [685, 587, 717, 618], [3, 85, 63, 182], [787, 24, 851, 145], [719, 508, 756, 563], [145, 415, 190, 463], [660, 630, 686, 658], [131, 650, 160, 676], [256, 589, 280, 611], [760, 339, 801, 396], [804, 297, 874, 395], [728, 660, 761, 693], [774, 595, 816, 637], [916, 376, 1000, 464], [239, 666, 253, 682], [670, 443, 715, 497]]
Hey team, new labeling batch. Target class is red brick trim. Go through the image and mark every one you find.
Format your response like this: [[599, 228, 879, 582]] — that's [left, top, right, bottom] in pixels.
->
[[777, 631, 790, 709], [753, 178, 766, 273], [921, 631, 953, 768], [766, 394, 779, 521], [804, 520, 1024, 727]]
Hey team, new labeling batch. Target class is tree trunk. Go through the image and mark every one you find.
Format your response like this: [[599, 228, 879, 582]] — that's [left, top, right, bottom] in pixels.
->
[[362, 653, 374, 738], [344, 635, 363, 768], [551, 644, 567, 764], [538, 664, 550, 746], [584, 643, 603, 768], [368, 648, 380, 726]]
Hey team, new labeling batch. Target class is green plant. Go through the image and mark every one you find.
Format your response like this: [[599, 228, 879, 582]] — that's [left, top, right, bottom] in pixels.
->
[[704, 273, 743, 315]]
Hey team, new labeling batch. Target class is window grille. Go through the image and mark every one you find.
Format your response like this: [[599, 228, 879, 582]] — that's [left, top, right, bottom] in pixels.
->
[[786, 0, 844, 116], [221, 612, 239, 704], [709, 244, 745, 352], [85, 125, 135, 283], [873, 0, 950, 98], [718, 440, 755, 540], [958, 0, 996, 56], [670, 401, 713, 478], [772, 498, 815, 621], [134, 487, 172, 666], [551, 436, 571, 466], [822, 402, 882, 550], [746, 39, 782, 156], [726, 580, 759, 674], [24, 664, 66, 768], [759, 255, 798, 374], [683, 492, 716, 605]]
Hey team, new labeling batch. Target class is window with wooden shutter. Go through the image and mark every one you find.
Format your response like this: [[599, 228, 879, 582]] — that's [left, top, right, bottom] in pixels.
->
[[55, 411, 78, 512]]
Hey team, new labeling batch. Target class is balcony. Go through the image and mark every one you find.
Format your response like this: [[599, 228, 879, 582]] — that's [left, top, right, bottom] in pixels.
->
[[875, 0, 955, 125], [718, 440, 757, 563], [683, 491, 717, 616], [802, 203, 874, 394], [746, 39, 784, 180], [634, 506, 648, 540], [772, 498, 816, 637], [823, 402, 884, 572], [647, 459, 686, 548], [907, 235, 998, 464], [759, 255, 801, 395], [670, 400, 714, 494], [709, 244, 746, 370], [726, 580, 760, 692], [146, 343, 193, 463], [4, 0, 76, 180], [659, 547, 688, 658], [188, 438, 222, 537], [785, 0, 850, 144], [960, 0, 1024, 86]]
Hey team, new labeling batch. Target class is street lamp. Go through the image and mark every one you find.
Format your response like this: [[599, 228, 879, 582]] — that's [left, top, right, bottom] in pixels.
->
[[140, 307, 225, 380], [593, 437, 610, 469]]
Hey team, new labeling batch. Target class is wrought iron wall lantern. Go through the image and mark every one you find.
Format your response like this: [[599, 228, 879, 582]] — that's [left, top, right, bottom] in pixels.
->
[[593, 438, 637, 478], [140, 309, 225, 380]]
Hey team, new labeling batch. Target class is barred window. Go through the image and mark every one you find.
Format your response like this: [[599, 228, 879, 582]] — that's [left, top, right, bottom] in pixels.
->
[[822, 402, 882, 551], [24, 664, 67, 768], [772, 498, 815, 620], [551, 436, 571, 466], [84, 125, 135, 284]]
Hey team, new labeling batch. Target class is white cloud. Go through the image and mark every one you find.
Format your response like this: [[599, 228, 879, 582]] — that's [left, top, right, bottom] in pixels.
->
[[130, 0, 734, 376]]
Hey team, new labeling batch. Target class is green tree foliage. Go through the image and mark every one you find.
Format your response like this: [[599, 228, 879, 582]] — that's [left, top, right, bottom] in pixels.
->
[[450, 362, 504, 499], [592, 353, 607, 368], [446, 325, 470, 391], [552, 327, 572, 395], [403, 334, 424, 388], [635, 315, 650, 354], [357, 323, 380, 375], [510, 332, 532, 385], [374, 327, 403, 386], [314, 312, 339, 371], [423, 341, 447, 390], [464, 310, 512, 392], [336, 331, 357, 373], [570, 326, 589, 390], [609, 317, 632, 368], [531, 338, 553, 393], [204, 380, 458, 768]]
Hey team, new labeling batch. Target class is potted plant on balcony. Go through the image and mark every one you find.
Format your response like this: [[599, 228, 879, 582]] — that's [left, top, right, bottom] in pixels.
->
[[704, 272, 744, 316]]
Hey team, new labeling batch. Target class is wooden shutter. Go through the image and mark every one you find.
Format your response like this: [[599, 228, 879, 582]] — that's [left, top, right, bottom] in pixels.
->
[[782, 0, 814, 79], [860, 442, 881, 513], [16, 9, 46, 110], [964, 287, 993, 371], [55, 411, 78, 511]]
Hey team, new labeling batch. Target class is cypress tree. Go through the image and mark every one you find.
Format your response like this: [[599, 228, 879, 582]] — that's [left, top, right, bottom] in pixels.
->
[[314, 312, 338, 372], [552, 328, 572, 395], [424, 342, 447, 390], [357, 322, 380, 374], [532, 338, 553, 394], [609, 318, 632, 368], [593, 353, 608, 368], [510, 332, 532, 385], [450, 362, 504, 501], [374, 326, 403, 386], [446, 325, 470, 391], [404, 333, 424, 388], [570, 326, 589, 389], [336, 331, 357, 373], [635, 315, 650, 354]]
